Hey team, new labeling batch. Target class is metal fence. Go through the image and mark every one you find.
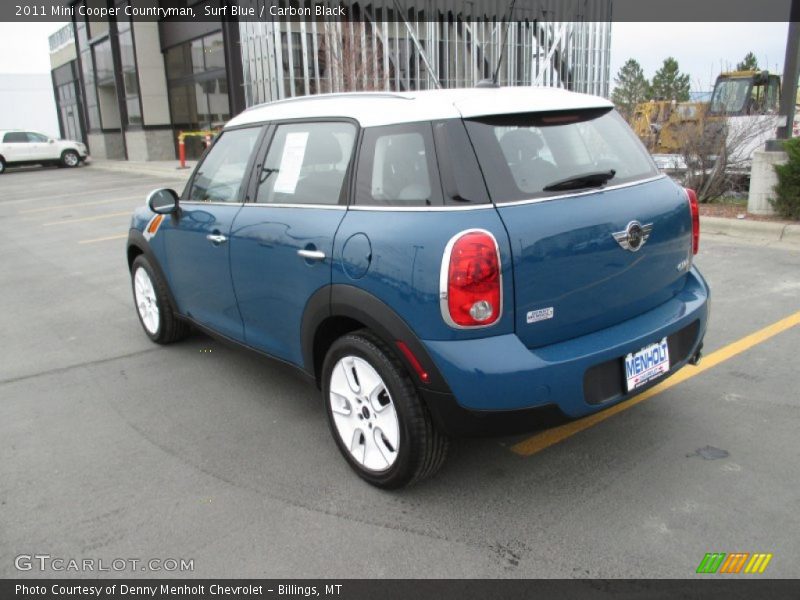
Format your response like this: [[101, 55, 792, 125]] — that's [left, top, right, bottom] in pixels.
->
[[239, 0, 612, 106]]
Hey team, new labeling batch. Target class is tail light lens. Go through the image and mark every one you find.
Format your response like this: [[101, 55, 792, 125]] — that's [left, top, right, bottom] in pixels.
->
[[685, 187, 700, 255], [441, 230, 502, 328]]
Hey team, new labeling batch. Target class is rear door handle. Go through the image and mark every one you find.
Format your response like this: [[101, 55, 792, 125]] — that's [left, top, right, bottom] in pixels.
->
[[206, 233, 228, 244], [297, 249, 326, 261]]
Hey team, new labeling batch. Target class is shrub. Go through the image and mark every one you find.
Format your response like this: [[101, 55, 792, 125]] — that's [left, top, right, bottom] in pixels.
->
[[772, 137, 800, 220]]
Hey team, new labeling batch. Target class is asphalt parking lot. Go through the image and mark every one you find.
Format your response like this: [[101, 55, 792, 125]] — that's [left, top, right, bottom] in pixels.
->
[[1, 164, 799, 579]]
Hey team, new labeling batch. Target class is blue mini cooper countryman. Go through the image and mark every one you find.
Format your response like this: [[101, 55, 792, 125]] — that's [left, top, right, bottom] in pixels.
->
[[127, 87, 708, 488]]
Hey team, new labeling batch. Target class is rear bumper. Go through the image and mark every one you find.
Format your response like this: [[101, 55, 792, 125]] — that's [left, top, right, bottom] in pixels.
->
[[421, 267, 708, 434]]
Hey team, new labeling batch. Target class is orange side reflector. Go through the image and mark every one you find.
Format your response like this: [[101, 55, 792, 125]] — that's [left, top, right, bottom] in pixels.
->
[[147, 214, 164, 234], [395, 340, 430, 383]]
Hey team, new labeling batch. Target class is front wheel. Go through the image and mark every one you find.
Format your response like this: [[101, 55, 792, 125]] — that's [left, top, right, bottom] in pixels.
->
[[61, 150, 80, 168], [322, 330, 449, 488], [131, 255, 189, 344]]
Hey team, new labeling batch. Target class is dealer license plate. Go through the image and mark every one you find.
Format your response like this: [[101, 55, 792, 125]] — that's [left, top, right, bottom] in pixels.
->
[[624, 337, 670, 392]]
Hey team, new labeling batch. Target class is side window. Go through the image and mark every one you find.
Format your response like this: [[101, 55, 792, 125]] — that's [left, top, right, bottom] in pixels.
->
[[255, 121, 356, 205], [27, 132, 49, 143], [355, 122, 443, 207], [188, 127, 261, 203], [3, 132, 29, 143]]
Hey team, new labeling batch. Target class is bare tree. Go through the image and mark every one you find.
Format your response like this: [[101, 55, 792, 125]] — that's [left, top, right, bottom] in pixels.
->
[[679, 113, 778, 201]]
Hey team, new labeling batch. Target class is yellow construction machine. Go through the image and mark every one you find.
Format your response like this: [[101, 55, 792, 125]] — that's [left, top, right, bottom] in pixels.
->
[[630, 70, 782, 169]]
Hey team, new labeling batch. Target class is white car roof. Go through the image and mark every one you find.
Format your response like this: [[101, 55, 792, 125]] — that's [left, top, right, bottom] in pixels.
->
[[226, 86, 613, 129]]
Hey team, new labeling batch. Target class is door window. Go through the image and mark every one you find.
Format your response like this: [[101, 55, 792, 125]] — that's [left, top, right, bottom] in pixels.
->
[[26, 132, 49, 143], [3, 132, 29, 143], [188, 127, 261, 203], [354, 122, 443, 207], [255, 122, 356, 205]]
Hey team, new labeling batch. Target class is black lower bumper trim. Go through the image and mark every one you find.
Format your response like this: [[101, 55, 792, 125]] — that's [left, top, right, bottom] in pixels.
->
[[420, 388, 567, 438]]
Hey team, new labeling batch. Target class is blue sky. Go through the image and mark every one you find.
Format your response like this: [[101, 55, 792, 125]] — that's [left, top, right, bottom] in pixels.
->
[[609, 22, 789, 92]]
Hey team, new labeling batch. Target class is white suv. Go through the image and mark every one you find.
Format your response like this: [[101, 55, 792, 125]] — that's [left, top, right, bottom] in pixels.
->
[[0, 130, 89, 174]]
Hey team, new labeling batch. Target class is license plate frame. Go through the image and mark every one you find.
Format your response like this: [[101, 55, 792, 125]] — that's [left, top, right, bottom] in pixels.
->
[[624, 337, 670, 392]]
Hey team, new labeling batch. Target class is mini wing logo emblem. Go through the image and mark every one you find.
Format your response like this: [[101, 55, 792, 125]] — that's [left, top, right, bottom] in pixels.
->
[[612, 220, 653, 252]]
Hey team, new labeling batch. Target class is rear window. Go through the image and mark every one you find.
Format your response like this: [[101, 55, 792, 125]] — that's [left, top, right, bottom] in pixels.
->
[[464, 109, 658, 203]]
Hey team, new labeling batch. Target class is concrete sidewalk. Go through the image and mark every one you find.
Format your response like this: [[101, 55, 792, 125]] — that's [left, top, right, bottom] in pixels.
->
[[90, 158, 197, 181], [87, 159, 800, 245], [701, 216, 800, 246]]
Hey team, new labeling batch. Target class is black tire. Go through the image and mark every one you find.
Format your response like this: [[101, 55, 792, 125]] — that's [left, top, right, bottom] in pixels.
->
[[322, 329, 449, 489], [61, 149, 80, 168], [0, 157, 5, 175], [130, 255, 190, 344]]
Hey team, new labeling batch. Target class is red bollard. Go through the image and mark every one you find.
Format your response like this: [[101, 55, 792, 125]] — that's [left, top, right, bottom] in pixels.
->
[[178, 132, 186, 169]]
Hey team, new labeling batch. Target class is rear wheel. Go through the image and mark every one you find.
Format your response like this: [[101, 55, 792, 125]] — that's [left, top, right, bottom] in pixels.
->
[[322, 330, 449, 488], [61, 150, 80, 168], [0, 157, 5, 174], [131, 255, 189, 344]]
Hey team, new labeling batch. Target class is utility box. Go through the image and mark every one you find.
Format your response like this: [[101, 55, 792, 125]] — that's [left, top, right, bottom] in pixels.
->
[[748, 149, 787, 215]]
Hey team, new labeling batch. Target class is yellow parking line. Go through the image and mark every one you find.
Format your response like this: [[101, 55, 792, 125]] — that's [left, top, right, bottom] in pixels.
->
[[77, 233, 128, 244], [510, 309, 800, 457], [19, 197, 137, 214], [2, 182, 156, 205], [43, 211, 131, 226]]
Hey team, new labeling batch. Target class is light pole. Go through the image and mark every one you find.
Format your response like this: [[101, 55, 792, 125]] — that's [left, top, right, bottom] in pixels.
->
[[748, 2, 800, 215], [769, 0, 800, 145]]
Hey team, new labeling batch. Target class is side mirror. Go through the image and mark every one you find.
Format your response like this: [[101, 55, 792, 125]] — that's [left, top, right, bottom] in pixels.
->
[[48, 139, 55, 144], [147, 188, 179, 214]]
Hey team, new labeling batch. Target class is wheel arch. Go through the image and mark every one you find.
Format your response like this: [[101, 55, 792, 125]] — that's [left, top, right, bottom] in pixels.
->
[[301, 284, 451, 394], [127, 229, 180, 315], [60, 148, 79, 163]]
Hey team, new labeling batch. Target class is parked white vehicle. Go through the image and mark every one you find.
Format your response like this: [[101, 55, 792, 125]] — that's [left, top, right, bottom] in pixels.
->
[[0, 130, 89, 174]]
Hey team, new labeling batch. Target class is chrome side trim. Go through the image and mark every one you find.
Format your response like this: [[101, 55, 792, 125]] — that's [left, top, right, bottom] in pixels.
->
[[178, 176, 665, 212], [248, 203, 347, 210], [439, 228, 503, 330], [348, 203, 493, 212], [180, 201, 245, 207], [181, 201, 346, 210], [494, 174, 666, 209]]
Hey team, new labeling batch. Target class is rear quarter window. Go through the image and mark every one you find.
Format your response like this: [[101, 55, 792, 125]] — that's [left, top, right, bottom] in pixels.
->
[[354, 122, 443, 207], [464, 109, 659, 203]]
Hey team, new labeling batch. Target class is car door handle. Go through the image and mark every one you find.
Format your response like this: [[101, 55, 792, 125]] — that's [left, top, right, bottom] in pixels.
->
[[297, 249, 326, 261], [206, 233, 228, 244]]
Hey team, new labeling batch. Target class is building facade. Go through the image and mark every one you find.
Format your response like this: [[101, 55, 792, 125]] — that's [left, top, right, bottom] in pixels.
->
[[50, 0, 612, 161]]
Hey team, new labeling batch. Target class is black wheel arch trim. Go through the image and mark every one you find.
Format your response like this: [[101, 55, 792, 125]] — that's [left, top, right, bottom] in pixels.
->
[[301, 284, 452, 394], [127, 229, 180, 316]]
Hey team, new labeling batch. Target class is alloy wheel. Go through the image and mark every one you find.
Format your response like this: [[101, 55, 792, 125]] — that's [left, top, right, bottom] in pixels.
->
[[133, 267, 160, 334], [328, 355, 400, 472]]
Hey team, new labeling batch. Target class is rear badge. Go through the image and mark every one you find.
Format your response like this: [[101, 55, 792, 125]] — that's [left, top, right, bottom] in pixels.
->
[[527, 307, 554, 324], [612, 220, 653, 252]]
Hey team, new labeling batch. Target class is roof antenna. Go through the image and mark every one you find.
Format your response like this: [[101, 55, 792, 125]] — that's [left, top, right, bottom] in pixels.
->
[[477, 0, 517, 88]]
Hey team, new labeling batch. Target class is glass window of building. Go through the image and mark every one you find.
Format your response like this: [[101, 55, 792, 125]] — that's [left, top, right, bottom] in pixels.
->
[[118, 20, 142, 126], [166, 31, 231, 159], [93, 39, 121, 130]]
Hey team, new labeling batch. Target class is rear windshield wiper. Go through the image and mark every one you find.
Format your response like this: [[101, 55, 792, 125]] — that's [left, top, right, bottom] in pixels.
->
[[542, 169, 616, 192]]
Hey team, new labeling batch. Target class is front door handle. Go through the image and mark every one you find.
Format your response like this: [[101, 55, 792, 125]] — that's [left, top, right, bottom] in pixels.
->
[[206, 233, 228, 245], [297, 249, 326, 261]]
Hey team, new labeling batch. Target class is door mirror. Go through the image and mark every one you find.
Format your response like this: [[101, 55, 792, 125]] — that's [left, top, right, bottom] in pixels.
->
[[147, 188, 179, 214], [48, 139, 55, 144]]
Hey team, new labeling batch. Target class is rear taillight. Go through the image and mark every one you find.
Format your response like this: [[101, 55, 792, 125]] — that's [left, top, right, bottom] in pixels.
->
[[441, 229, 502, 328], [685, 187, 700, 255]]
